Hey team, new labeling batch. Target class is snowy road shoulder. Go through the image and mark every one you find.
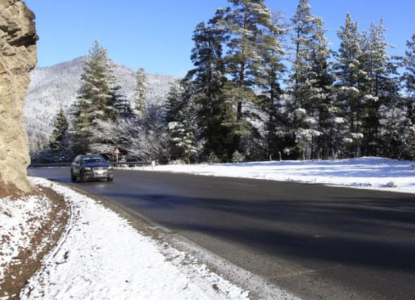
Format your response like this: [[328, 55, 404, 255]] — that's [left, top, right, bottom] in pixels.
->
[[138, 157, 415, 195], [17, 177, 249, 300]]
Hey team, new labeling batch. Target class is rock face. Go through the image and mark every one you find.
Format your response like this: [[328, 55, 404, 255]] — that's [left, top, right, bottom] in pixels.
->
[[0, 0, 38, 195]]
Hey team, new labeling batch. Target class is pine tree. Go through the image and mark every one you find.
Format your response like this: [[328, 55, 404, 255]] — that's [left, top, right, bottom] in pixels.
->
[[202, 0, 278, 158], [291, 0, 315, 108], [289, 0, 332, 159], [308, 22, 335, 159], [378, 98, 415, 159], [113, 84, 132, 118], [71, 41, 118, 154], [49, 107, 69, 152], [186, 15, 241, 161], [403, 30, 415, 97], [165, 80, 199, 163], [334, 13, 366, 157], [359, 20, 399, 155], [165, 79, 185, 124], [399, 30, 415, 158], [222, 0, 279, 116], [374, 29, 415, 159], [257, 10, 287, 160], [30, 107, 73, 163], [134, 67, 147, 117]]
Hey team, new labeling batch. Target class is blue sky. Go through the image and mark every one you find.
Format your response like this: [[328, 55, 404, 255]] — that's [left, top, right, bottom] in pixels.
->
[[24, 0, 414, 77]]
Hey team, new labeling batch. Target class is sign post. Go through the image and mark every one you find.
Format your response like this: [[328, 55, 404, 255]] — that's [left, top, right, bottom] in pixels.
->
[[113, 147, 120, 162]]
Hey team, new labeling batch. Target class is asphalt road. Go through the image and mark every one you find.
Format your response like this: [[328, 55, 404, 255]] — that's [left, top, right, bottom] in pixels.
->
[[28, 167, 415, 300]]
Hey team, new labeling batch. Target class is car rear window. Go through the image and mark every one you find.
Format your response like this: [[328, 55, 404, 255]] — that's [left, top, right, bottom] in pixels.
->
[[82, 156, 104, 163]]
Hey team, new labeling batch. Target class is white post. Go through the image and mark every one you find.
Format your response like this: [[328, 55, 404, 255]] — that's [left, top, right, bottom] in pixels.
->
[[114, 148, 120, 162]]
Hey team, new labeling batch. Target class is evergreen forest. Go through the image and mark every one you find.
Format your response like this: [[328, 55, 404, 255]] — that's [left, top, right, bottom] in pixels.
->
[[34, 0, 415, 164]]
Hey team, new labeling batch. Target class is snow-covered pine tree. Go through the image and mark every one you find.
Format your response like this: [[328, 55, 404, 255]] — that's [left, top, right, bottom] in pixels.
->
[[222, 0, 278, 113], [218, 0, 279, 154], [134, 67, 147, 117], [289, 0, 331, 159], [334, 13, 366, 158], [308, 36, 336, 160], [290, 0, 315, 108], [49, 107, 69, 152], [89, 83, 132, 154], [188, 20, 223, 157], [186, 14, 241, 162], [381, 29, 415, 159], [256, 10, 287, 160], [71, 41, 119, 154], [403, 30, 415, 146], [31, 108, 72, 163], [357, 20, 395, 155], [112, 83, 132, 118], [165, 79, 185, 124], [403, 30, 415, 97], [378, 98, 415, 159], [341, 19, 398, 156], [165, 80, 199, 163]]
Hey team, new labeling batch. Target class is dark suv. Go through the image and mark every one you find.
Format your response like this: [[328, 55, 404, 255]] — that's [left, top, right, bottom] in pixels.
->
[[70, 154, 114, 182]]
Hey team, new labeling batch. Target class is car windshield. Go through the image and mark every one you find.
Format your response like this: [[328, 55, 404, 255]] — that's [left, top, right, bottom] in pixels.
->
[[81, 156, 104, 164]]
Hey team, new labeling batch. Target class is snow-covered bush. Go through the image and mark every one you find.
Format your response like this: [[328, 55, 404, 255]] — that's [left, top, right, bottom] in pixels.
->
[[231, 150, 245, 163]]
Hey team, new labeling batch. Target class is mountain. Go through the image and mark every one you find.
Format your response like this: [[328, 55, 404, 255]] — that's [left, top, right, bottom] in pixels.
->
[[24, 56, 176, 148]]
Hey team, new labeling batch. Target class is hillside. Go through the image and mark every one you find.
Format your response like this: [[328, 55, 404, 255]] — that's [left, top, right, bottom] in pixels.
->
[[24, 57, 176, 148]]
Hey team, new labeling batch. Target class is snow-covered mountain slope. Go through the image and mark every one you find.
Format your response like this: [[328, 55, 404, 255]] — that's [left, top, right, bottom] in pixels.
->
[[24, 57, 176, 146]]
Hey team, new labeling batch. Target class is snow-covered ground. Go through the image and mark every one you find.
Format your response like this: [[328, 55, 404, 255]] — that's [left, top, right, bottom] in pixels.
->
[[0, 191, 52, 282], [1, 178, 250, 300], [144, 157, 415, 194], [1, 157, 414, 300]]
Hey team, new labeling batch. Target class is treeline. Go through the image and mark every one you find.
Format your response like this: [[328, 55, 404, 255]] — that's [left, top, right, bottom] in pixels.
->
[[32, 0, 415, 164]]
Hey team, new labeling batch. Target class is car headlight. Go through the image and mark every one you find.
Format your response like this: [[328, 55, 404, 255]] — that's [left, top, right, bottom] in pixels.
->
[[108, 166, 113, 170], [82, 167, 92, 170]]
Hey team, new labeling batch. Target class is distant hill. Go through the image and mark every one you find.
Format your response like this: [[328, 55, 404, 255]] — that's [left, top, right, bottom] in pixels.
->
[[24, 56, 176, 148]]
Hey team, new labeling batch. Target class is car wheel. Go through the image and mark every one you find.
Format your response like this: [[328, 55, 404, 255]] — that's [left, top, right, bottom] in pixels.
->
[[71, 171, 77, 182], [80, 171, 86, 183], [107, 176, 113, 182]]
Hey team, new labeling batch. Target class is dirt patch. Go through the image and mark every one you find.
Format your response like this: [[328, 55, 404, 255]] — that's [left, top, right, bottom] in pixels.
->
[[0, 181, 24, 199], [0, 187, 70, 300]]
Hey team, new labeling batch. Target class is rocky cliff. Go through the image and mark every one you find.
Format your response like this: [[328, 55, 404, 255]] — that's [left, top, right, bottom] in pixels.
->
[[0, 0, 38, 196]]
